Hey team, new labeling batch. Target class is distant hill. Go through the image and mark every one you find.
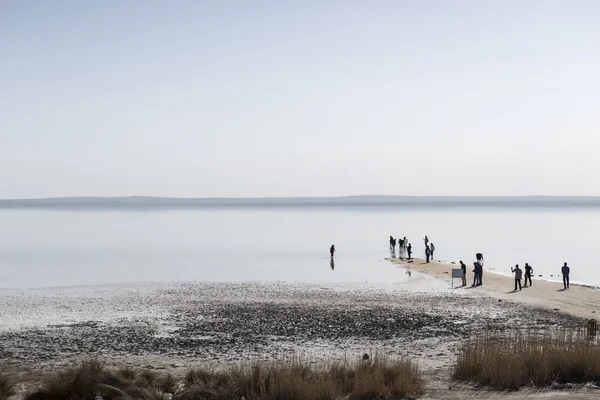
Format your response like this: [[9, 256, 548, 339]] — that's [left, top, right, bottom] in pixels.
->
[[1, 196, 600, 209]]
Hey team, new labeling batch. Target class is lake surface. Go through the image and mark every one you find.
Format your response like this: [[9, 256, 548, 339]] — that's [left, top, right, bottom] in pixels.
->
[[0, 207, 598, 289]]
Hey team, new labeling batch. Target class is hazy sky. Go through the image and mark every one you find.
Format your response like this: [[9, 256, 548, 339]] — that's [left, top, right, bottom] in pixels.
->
[[1, 1, 599, 198]]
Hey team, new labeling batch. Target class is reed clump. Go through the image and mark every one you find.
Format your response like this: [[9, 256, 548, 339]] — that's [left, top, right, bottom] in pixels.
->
[[453, 327, 600, 390], [16, 355, 423, 400]]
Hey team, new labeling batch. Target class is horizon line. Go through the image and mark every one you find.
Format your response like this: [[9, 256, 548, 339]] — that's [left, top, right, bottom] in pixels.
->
[[3, 194, 600, 201]]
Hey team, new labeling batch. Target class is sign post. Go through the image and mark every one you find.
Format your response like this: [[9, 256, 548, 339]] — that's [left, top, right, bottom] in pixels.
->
[[451, 269, 463, 288]]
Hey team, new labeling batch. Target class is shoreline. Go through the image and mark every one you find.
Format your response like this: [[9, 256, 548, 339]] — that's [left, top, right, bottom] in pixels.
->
[[1, 271, 598, 398], [388, 257, 600, 320], [0, 279, 582, 369]]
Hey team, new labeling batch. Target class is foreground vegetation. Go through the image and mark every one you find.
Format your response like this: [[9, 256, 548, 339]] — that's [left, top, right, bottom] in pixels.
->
[[5, 326, 600, 399], [1, 356, 424, 400], [453, 328, 600, 390]]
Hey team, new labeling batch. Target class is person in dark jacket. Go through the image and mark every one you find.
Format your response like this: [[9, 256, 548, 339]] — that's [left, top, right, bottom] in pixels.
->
[[524, 263, 533, 287], [511, 264, 522, 291], [330, 245, 335, 258], [425, 246, 430, 263], [475, 253, 484, 286], [460, 260, 467, 286], [562, 262, 570, 289], [407, 243, 412, 260], [471, 262, 480, 287]]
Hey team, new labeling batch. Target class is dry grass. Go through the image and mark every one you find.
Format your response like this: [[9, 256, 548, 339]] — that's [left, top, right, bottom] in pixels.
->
[[15, 356, 422, 400], [0, 373, 16, 400], [453, 328, 600, 390], [24, 361, 164, 400], [180, 355, 423, 400]]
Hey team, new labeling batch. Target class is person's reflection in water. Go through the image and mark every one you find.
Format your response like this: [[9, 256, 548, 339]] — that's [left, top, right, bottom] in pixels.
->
[[330, 257, 335, 270]]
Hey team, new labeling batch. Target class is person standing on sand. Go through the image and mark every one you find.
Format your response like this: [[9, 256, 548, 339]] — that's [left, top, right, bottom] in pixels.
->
[[407, 243, 412, 260], [425, 245, 431, 263], [330, 245, 335, 258], [472, 262, 480, 287], [524, 263, 533, 287], [430, 243, 435, 260], [562, 262, 570, 289], [511, 264, 522, 291], [424, 236, 429, 248], [476, 253, 484, 286], [460, 260, 467, 286]]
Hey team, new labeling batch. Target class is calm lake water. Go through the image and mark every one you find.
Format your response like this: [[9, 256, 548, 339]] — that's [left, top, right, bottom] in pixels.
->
[[0, 208, 598, 289]]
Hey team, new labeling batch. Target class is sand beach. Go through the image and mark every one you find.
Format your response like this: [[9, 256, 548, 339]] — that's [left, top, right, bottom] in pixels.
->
[[388, 257, 600, 320]]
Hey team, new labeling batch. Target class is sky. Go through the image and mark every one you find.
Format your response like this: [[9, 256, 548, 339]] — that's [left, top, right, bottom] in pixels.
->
[[1, 0, 599, 198]]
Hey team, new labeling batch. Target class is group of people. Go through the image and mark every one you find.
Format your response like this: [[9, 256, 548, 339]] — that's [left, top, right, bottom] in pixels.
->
[[510, 262, 571, 291], [510, 263, 534, 291], [423, 236, 435, 263], [389, 235, 437, 262], [456, 257, 572, 292], [341, 238, 573, 292], [389, 236, 412, 259], [458, 253, 484, 287]]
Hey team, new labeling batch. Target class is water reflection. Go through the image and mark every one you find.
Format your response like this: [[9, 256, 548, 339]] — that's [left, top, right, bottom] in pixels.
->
[[330, 257, 335, 270]]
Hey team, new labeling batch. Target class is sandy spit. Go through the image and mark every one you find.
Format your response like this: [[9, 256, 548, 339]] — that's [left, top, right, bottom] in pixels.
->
[[388, 257, 600, 320]]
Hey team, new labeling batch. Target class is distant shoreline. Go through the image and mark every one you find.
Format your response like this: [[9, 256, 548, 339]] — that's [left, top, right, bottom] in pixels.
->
[[2, 195, 600, 210]]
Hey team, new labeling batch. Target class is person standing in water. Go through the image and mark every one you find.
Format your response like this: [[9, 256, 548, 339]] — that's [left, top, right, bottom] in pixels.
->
[[524, 263, 533, 287], [407, 243, 412, 260], [397, 238, 405, 258], [562, 262, 570, 289], [330, 245, 335, 258], [460, 260, 467, 286], [511, 264, 522, 291]]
